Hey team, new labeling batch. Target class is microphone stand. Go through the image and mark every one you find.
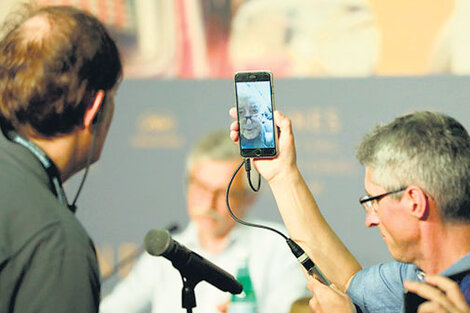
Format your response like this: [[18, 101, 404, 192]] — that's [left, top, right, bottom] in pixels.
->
[[180, 273, 198, 313], [174, 253, 215, 312]]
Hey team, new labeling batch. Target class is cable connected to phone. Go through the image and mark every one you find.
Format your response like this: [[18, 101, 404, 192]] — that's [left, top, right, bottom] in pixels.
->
[[226, 159, 287, 238], [244, 158, 261, 192], [226, 158, 330, 285]]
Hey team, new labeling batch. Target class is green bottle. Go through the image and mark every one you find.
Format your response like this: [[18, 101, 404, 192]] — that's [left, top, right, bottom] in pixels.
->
[[228, 259, 257, 313]]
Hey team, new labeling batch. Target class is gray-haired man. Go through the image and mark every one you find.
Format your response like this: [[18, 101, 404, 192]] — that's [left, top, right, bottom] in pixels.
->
[[230, 110, 470, 312]]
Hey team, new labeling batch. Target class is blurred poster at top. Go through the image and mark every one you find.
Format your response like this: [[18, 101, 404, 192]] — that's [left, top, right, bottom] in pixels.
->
[[12, 0, 468, 78]]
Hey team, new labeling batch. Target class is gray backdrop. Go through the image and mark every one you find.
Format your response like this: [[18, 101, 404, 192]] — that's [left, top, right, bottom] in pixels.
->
[[66, 75, 470, 296]]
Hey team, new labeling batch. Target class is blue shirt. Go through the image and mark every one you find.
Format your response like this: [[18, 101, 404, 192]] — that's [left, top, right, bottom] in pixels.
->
[[347, 252, 470, 313]]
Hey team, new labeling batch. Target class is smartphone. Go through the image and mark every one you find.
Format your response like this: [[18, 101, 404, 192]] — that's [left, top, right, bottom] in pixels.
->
[[234, 71, 277, 158], [403, 270, 470, 313]]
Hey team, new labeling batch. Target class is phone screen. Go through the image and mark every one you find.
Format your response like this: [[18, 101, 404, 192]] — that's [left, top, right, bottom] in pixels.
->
[[235, 71, 277, 158]]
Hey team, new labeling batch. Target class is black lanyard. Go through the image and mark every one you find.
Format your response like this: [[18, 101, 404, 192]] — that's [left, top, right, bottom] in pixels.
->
[[8, 131, 75, 212]]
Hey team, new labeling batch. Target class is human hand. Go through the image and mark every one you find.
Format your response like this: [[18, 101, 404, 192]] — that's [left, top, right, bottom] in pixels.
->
[[404, 276, 470, 313], [307, 276, 357, 313], [229, 108, 298, 184]]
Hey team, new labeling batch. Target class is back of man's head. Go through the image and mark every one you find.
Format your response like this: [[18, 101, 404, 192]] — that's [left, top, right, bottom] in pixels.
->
[[186, 129, 242, 174], [357, 111, 470, 222], [0, 4, 122, 137]]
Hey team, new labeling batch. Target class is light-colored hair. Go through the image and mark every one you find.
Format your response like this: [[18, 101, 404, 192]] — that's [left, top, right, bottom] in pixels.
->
[[186, 129, 242, 174], [238, 94, 266, 115], [357, 111, 470, 222]]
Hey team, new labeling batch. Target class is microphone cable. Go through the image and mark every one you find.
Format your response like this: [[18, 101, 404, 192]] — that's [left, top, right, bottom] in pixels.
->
[[226, 158, 286, 238], [244, 157, 261, 192], [226, 158, 330, 285]]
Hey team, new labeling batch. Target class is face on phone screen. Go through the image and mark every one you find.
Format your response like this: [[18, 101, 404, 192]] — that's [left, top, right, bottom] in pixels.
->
[[236, 81, 275, 151]]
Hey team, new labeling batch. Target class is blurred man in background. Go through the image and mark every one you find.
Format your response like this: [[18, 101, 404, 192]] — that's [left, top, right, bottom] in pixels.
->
[[100, 129, 308, 313], [0, 4, 122, 313]]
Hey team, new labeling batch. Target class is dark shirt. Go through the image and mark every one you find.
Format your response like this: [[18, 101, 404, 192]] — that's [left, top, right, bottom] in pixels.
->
[[0, 127, 100, 313], [459, 274, 470, 304], [348, 252, 470, 313]]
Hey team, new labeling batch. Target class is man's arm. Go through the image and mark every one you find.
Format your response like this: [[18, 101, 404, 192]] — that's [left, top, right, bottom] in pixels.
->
[[230, 109, 361, 290], [258, 226, 310, 313], [269, 165, 361, 290]]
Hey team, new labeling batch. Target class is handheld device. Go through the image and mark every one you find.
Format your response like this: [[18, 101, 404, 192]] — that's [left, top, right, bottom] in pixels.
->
[[403, 270, 470, 313], [403, 290, 426, 313], [234, 70, 277, 158]]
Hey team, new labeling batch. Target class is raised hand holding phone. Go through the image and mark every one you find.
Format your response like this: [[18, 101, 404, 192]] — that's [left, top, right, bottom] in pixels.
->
[[229, 107, 297, 185], [232, 70, 298, 184]]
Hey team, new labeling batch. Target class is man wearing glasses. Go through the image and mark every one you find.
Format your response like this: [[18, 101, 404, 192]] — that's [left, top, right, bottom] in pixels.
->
[[100, 129, 308, 313], [238, 95, 273, 149], [230, 110, 470, 312]]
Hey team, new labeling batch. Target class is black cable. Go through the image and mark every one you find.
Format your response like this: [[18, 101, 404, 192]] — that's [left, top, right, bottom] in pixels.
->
[[69, 116, 99, 211], [244, 158, 260, 192], [225, 159, 287, 239], [226, 158, 330, 285]]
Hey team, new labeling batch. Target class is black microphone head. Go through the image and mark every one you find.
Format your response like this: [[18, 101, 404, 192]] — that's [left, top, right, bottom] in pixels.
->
[[144, 228, 172, 256]]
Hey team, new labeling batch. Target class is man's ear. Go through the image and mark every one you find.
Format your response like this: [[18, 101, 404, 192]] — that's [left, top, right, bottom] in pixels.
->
[[406, 185, 429, 220], [83, 90, 105, 128]]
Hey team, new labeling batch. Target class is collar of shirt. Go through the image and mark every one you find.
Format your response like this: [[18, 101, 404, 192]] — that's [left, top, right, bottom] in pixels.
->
[[440, 251, 470, 277]]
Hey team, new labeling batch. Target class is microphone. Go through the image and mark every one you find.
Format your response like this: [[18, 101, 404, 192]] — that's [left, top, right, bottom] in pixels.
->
[[286, 238, 330, 285], [144, 228, 242, 295]]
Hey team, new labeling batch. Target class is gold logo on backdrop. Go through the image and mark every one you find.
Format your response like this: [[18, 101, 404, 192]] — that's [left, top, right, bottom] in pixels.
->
[[139, 115, 175, 132], [131, 113, 185, 149], [299, 159, 355, 175], [287, 107, 341, 133]]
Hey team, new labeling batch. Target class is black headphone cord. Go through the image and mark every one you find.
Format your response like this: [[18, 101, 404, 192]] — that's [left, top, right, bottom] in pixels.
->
[[69, 117, 99, 211]]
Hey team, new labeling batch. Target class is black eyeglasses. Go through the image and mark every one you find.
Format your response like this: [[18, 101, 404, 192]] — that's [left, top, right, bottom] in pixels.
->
[[359, 187, 407, 213]]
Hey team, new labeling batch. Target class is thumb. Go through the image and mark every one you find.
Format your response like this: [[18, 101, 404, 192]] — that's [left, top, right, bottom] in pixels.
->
[[308, 275, 328, 293], [330, 283, 340, 291]]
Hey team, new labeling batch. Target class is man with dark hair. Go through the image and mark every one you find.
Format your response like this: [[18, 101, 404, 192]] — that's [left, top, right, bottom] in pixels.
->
[[230, 110, 470, 312], [0, 4, 122, 313]]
